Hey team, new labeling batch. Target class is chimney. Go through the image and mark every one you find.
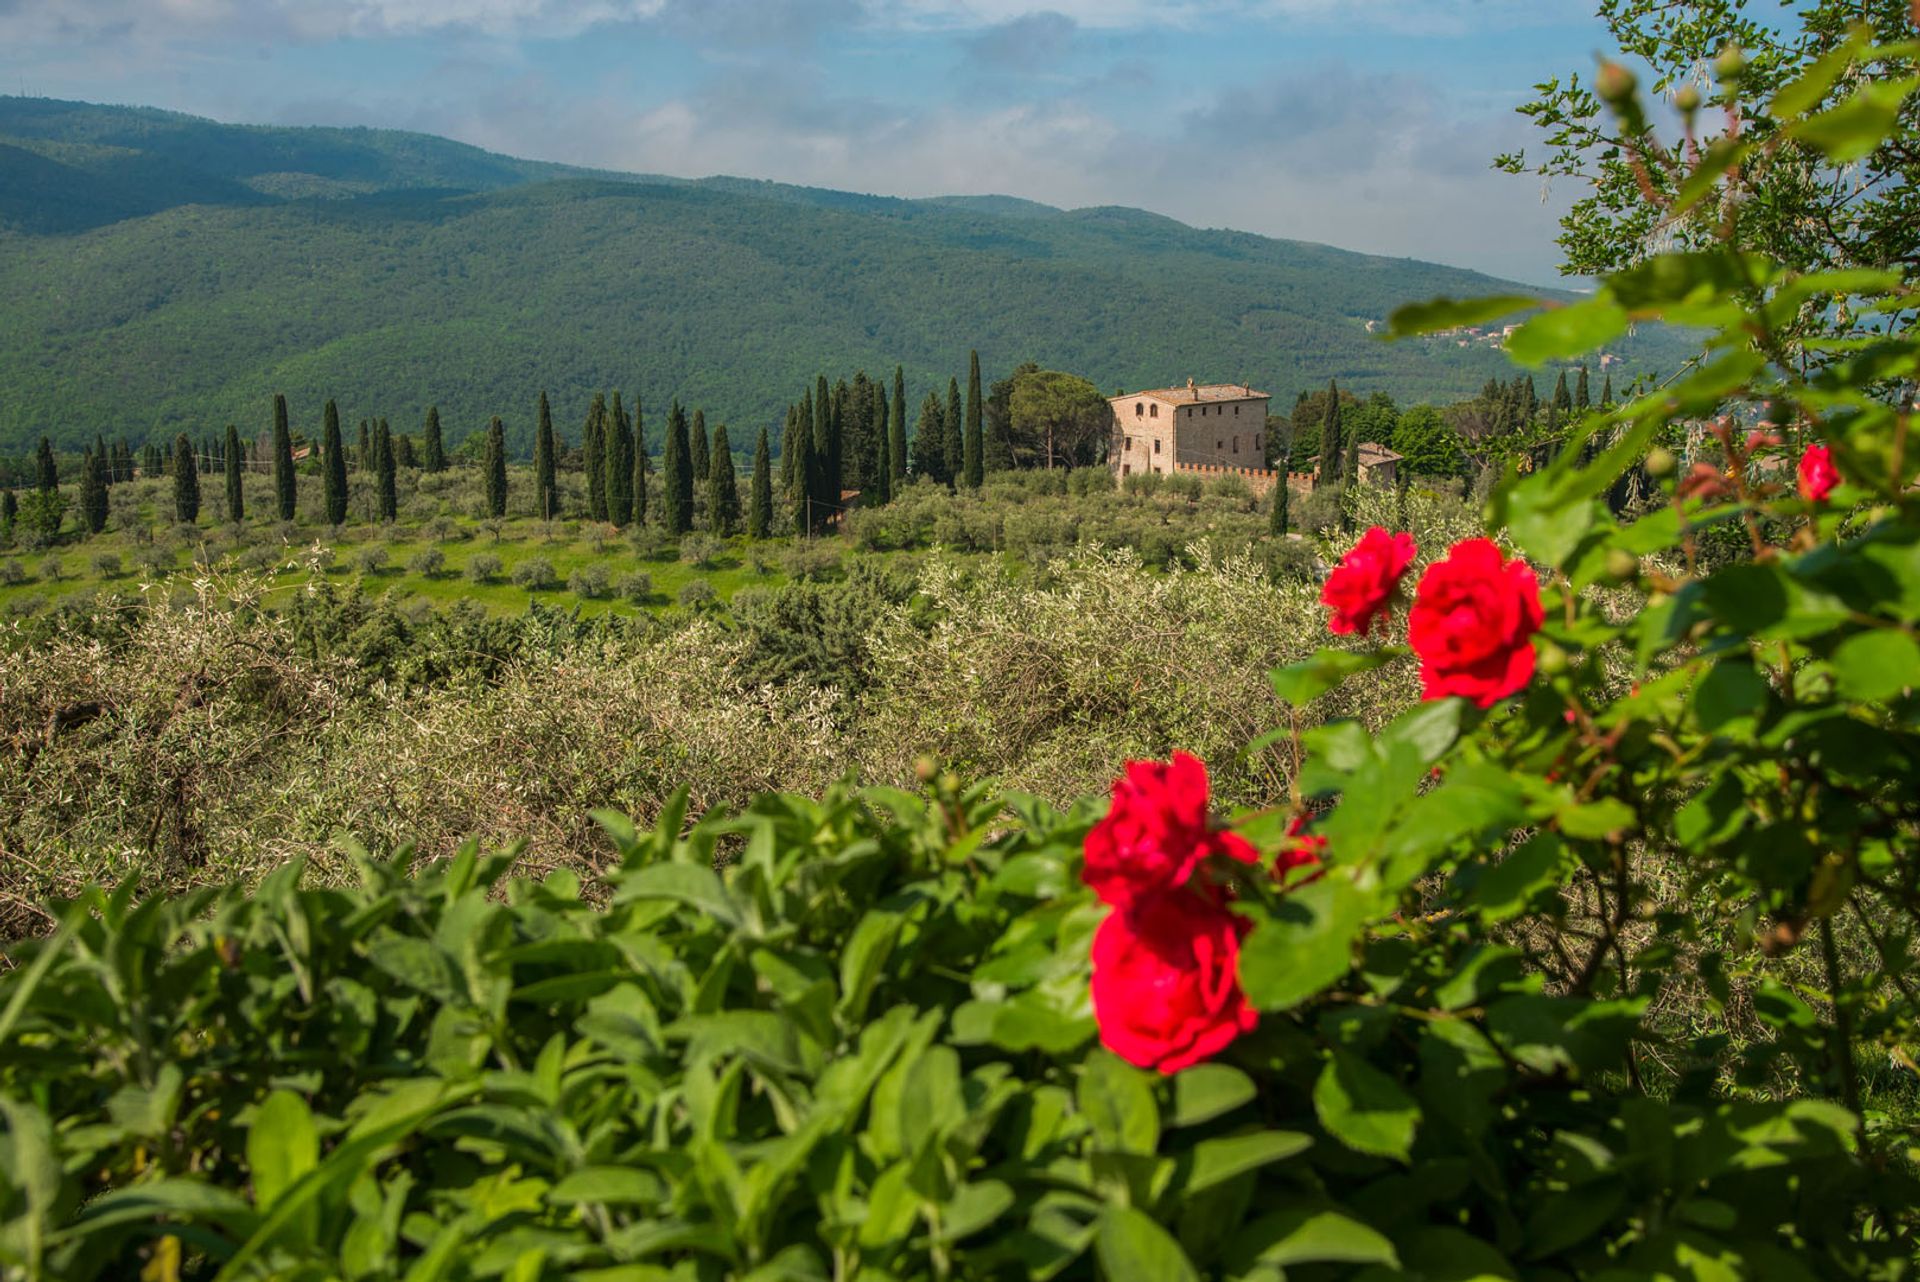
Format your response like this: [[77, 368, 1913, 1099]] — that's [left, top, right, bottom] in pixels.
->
[[1187, 376, 1197, 400]]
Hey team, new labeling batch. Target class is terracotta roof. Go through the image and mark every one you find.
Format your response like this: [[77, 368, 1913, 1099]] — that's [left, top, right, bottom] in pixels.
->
[[1117, 383, 1269, 405], [1357, 443, 1403, 462]]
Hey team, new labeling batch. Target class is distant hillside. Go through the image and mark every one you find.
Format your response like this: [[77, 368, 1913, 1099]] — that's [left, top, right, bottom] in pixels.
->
[[0, 98, 1695, 455]]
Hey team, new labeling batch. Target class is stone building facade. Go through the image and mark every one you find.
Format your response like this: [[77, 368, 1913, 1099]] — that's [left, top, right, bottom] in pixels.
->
[[1110, 381, 1271, 480]]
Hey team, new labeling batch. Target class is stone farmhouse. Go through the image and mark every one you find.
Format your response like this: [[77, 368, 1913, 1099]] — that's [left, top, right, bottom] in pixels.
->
[[1108, 379, 1401, 497]]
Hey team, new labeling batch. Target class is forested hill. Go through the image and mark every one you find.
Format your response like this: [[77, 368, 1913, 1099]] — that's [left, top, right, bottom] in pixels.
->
[[0, 98, 1688, 454]]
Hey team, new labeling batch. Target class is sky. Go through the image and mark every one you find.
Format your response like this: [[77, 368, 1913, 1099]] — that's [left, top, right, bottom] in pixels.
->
[[0, 1, 1621, 284]]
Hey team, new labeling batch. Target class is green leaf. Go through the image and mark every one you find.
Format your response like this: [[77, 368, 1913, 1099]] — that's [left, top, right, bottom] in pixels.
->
[[550, 1167, 665, 1207], [836, 910, 902, 1025], [1225, 1206, 1399, 1270], [1504, 296, 1630, 366], [1463, 833, 1571, 923], [1271, 649, 1395, 709], [1313, 1051, 1419, 1161], [933, 1180, 1015, 1244], [1179, 1130, 1313, 1196], [1791, 76, 1920, 163], [1169, 1064, 1257, 1128], [1829, 629, 1920, 702], [1094, 1205, 1200, 1282], [1383, 295, 1536, 338], [1504, 484, 1596, 568], [614, 862, 742, 931], [1077, 1050, 1159, 1155], [1556, 798, 1636, 842], [247, 1091, 319, 1214], [1236, 876, 1374, 1012]]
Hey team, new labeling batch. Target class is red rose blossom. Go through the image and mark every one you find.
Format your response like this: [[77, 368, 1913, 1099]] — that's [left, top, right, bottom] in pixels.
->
[[1407, 538, 1544, 708], [1274, 814, 1324, 884], [1082, 752, 1258, 910], [1321, 526, 1418, 637], [1797, 443, 1838, 502], [1090, 889, 1257, 1073]]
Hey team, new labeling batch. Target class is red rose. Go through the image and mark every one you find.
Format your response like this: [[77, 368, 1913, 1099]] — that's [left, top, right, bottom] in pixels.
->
[[1321, 525, 1418, 637], [1797, 443, 1838, 502], [1408, 538, 1544, 708], [1090, 890, 1257, 1073], [1083, 752, 1257, 910], [1274, 814, 1324, 884]]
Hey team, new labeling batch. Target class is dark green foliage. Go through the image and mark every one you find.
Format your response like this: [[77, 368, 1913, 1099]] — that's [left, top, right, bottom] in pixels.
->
[[584, 392, 608, 522], [79, 447, 108, 534], [0, 488, 14, 536], [632, 398, 649, 526], [914, 391, 946, 484], [1390, 404, 1464, 479], [690, 409, 710, 492], [222, 423, 243, 523], [779, 405, 796, 495], [707, 424, 739, 537], [811, 378, 835, 513], [748, 426, 772, 539], [985, 361, 1033, 473], [484, 416, 507, 518], [1575, 364, 1590, 409], [34, 437, 55, 494], [872, 384, 891, 505], [663, 400, 693, 535], [890, 365, 909, 490], [1268, 461, 1291, 536], [375, 420, 397, 522], [322, 400, 348, 526], [355, 419, 370, 473], [170, 432, 199, 523], [1600, 372, 1614, 406], [789, 403, 817, 535], [608, 391, 634, 527], [421, 404, 445, 472], [533, 390, 558, 521], [395, 434, 417, 470], [944, 377, 964, 489], [272, 397, 297, 522], [1316, 379, 1341, 487], [964, 350, 984, 488], [1552, 369, 1572, 414], [732, 559, 917, 690]]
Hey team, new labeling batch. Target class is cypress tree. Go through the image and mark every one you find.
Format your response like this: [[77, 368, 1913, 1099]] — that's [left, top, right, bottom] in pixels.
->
[[80, 448, 108, 534], [609, 391, 635, 526], [691, 409, 711, 488], [355, 420, 371, 473], [1552, 370, 1572, 415], [396, 435, 417, 470], [1, 489, 14, 536], [873, 385, 891, 504], [422, 405, 446, 472], [322, 400, 349, 526], [708, 424, 740, 536], [780, 405, 796, 494], [829, 383, 847, 506], [812, 378, 833, 514], [1342, 410, 1363, 489], [376, 420, 397, 522], [1316, 380, 1341, 487], [1575, 366, 1591, 410], [93, 434, 109, 487], [534, 391, 558, 521], [271, 396, 297, 520], [1600, 373, 1614, 407], [1269, 444, 1293, 536], [484, 417, 508, 518], [790, 401, 817, 535], [914, 393, 946, 483], [945, 377, 964, 489], [964, 350, 984, 488], [663, 400, 694, 535], [224, 423, 244, 523], [584, 393, 608, 522], [748, 426, 773, 539], [632, 397, 649, 526], [35, 437, 56, 494], [171, 432, 200, 524], [890, 366, 908, 490]]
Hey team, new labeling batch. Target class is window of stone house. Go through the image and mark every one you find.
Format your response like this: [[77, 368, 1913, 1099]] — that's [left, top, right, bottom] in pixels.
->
[[1150, 404, 1158, 418], [1232, 438, 1239, 453], [1154, 439, 1161, 454], [1254, 433, 1262, 450], [1135, 402, 1143, 417]]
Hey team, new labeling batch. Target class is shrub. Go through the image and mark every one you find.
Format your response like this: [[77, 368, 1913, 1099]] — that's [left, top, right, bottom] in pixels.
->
[[39, 556, 64, 583], [679, 532, 724, 569], [0, 558, 26, 585], [464, 553, 503, 584], [568, 561, 612, 599], [778, 543, 842, 582], [353, 544, 389, 576], [677, 577, 715, 608], [424, 515, 465, 543], [90, 552, 122, 579], [406, 547, 446, 577], [4, 591, 44, 618], [136, 545, 178, 576], [512, 557, 557, 590], [236, 545, 280, 573], [614, 570, 653, 604]]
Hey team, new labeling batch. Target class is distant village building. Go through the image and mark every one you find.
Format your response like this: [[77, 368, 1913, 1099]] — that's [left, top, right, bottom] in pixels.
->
[[1356, 442, 1402, 488]]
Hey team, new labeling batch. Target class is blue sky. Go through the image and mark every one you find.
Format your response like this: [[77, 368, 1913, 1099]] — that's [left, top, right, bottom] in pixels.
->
[[1, 1, 1619, 283]]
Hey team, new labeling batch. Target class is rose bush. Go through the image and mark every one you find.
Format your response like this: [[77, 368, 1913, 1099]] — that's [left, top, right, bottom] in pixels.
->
[[1318, 525, 1416, 637], [1406, 536, 1543, 707]]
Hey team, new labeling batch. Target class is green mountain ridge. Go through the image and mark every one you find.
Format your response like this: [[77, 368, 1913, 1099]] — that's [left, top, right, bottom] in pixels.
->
[[0, 97, 1690, 455]]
